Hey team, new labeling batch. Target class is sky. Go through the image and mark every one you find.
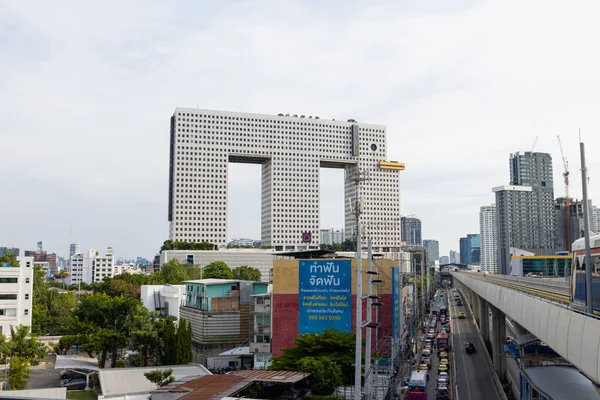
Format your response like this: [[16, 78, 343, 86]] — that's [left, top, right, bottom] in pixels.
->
[[2, 0, 600, 260]]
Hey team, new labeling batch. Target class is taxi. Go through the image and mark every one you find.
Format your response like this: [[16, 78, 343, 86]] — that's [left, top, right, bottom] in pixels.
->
[[439, 351, 449, 359], [438, 363, 449, 373], [439, 358, 449, 368], [417, 363, 429, 372], [458, 312, 466, 319]]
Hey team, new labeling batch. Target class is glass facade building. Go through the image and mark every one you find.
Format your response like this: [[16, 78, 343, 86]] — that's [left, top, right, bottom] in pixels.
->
[[511, 256, 571, 277]]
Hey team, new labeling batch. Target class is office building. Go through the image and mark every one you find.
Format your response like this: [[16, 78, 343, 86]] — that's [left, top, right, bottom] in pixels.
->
[[591, 205, 600, 234], [440, 256, 450, 265], [228, 238, 262, 248], [449, 250, 459, 264], [510, 254, 571, 277], [480, 204, 498, 273], [423, 240, 439, 267], [0, 247, 19, 257], [169, 108, 404, 252], [69, 243, 80, 259], [319, 228, 346, 246], [401, 217, 422, 246], [555, 198, 593, 251], [459, 238, 468, 264], [181, 278, 268, 364], [495, 152, 557, 274], [68, 248, 115, 285], [0, 256, 33, 334], [467, 234, 481, 264]]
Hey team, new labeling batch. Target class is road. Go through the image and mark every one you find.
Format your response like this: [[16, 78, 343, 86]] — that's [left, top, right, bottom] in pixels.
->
[[449, 289, 503, 400]]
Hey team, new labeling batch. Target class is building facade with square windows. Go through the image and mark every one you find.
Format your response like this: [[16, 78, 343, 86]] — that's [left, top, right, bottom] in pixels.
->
[[169, 108, 404, 251], [0, 256, 33, 335], [68, 248, 115, 285]]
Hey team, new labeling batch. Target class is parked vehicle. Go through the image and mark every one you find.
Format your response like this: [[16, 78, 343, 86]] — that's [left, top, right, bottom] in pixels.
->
[[436, 385, 451, 400], [60, 377, 94, 390]]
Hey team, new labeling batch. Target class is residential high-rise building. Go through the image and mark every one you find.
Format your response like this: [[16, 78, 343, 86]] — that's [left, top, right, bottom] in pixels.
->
[[459, 238, 468, 264], [24, 249, 57, 267], [68, 248, 115, 285], [169, 108, 403, 252], [495, 152, 557, 274], [592, 205, 600, 234], [69, 243, 80, 258], [555, 198, 593, 251], [401, 217, 422, 246], [480, 204, 498, 273], [319, 229, 346, 245], [423, 240, 439, 266], [0, 247, 19, 257], [0, 256, 33, 334]]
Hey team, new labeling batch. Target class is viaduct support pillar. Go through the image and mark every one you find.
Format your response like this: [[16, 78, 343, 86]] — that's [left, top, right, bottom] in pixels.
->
[[479, 299, 489, 345], [490, 304, 507, 383], [472, 294, 480, 325]]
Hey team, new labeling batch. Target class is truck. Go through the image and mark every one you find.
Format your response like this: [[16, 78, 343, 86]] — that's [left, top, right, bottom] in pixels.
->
[[437, 330, 449, 354], [407, 370, 427, 400]]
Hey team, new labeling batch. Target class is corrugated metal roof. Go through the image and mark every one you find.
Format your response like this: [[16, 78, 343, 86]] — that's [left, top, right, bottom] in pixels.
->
[[152, 375, 250, 400], [218, 347, 251, 356], [0, 388, 66, 399], [98, 364, 211, 398], [232, 370, 310, 383], [54, 355, 99, 371]]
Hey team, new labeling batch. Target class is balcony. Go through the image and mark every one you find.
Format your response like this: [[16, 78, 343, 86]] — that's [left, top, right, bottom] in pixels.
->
[[253, 304, 271, 314], [255, 323, 271, 334]]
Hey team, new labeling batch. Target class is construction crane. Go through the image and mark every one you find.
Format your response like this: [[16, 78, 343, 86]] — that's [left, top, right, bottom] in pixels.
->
[[531, 136, 539, 153], [557, 135, 571, 251]]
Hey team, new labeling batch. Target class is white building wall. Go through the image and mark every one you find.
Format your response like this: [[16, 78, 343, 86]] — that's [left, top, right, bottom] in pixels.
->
[[140, 285, 186, 321], [161, 249, 280, 282], [593, 206, 600, 234], [68, 249, 115, 285], [0, 257, 33, 335], [169, 108, 402, 251], [480, 204, 498, 273]]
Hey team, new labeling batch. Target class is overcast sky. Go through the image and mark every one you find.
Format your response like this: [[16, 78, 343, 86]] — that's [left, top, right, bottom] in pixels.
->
[[2, 0, 600, 260]]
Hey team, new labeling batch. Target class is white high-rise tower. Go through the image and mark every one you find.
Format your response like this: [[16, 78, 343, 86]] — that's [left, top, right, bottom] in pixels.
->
[[480, 204, 498, 273]]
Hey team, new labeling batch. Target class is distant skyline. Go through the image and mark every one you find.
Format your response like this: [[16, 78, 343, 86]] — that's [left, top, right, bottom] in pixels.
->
[[2, 1, 600, 259]]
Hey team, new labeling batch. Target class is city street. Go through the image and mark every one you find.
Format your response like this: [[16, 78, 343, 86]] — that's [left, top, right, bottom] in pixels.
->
[[449, 290, 503, 400]]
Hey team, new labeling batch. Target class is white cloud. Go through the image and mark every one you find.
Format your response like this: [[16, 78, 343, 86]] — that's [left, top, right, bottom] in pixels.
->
[[1, 0, 600, 258]]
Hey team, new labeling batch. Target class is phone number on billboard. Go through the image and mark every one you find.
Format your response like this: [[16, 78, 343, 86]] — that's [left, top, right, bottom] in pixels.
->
[[308, 315, 342, 321]]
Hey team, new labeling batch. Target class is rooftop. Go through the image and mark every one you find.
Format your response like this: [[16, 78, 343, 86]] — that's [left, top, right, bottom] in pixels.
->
[[152, 374, 249, 400], [54, 355, 99, 372], [523, 366, 600, 399], [98, 364, 210, 398], [233, 370, 310, 384]]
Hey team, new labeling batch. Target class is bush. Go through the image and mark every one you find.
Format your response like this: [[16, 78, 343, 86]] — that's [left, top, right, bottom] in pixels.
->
[[116, 360, 126, 368]]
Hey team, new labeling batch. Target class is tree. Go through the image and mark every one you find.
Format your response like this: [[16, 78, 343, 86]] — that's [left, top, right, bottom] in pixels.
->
[[202, 262, 233, 279], [8, 325, 47, 360], [162, 318, 177, 365], [144, 368, 176, 387], [160, 259, 190, 284], [127, 308, 164, 367], [270, 329, 355, 384], [232, 266, 261, 281], [7, 356, 30, 390], [298, 357, 343, 395], [174, 318, 193, 365], [0, 252, 19, 268], [184, 265, 202, 280]]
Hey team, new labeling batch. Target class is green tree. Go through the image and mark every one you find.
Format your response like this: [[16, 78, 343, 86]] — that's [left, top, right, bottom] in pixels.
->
[[8, 325, 47, 360], [0, 252, 19, 268], [162, 317, 177, 365], [160, 259, 190, 284], [144, 368, 176, 387], [127, 308, 164, 367], [174, 318, 193, 365], [298, 357, 343, 396], [202, 261, 233, 279], [184, 265, 202, 280], [232, 266, 262, 281], [7, 356, 30, 390], [270, 329, 355, 384], [87, 328, 127, 368]]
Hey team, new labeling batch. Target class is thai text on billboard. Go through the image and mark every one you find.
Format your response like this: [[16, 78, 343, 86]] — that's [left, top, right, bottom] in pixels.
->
[[298, 260, 352, 334]]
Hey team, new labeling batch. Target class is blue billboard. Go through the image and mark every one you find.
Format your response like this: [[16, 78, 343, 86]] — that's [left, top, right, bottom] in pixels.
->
[[298, 260, 352, 334], [392, 267, 401, 339]]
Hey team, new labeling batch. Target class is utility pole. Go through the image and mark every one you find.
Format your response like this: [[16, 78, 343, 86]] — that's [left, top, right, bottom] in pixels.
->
[[420, 252, 425, 329], [580, 138, 593, 314], [364, 239, 373, 399]]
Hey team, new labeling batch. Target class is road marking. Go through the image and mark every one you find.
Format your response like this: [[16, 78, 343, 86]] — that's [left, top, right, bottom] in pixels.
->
[[452, 291, 472, 400]]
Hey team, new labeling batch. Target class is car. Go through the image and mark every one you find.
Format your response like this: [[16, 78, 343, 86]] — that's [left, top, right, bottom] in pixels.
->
[[438, 371, 449, 380], [425, 339, 433, 349], [436, 385, 451, 400], [439, 358, 449, 368], [465, 342, 476, 354], [438, 364, 449, 373], [444, 325, 451, 334], [456, 300, 463, 306], [421, 357, 432, 369], [437, 375, 450, 387], [427, 332, 436, 340], [421, 349, 431, 358], [60, 377, 94, 390], [439, 350, 449, 358], [417, 363, 429, 371], [458, 312, 466, 319], [441, 318, 449, 325]]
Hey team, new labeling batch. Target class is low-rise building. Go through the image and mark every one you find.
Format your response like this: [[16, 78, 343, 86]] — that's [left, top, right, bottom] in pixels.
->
[[140, 284, 186, 321], [250, 292, 272, 369], [180, 279, 269, 364], [0, 256, 33, 335]]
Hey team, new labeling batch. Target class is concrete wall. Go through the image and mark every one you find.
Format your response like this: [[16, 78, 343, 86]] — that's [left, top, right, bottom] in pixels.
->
[[452, 272, 600, 384]]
